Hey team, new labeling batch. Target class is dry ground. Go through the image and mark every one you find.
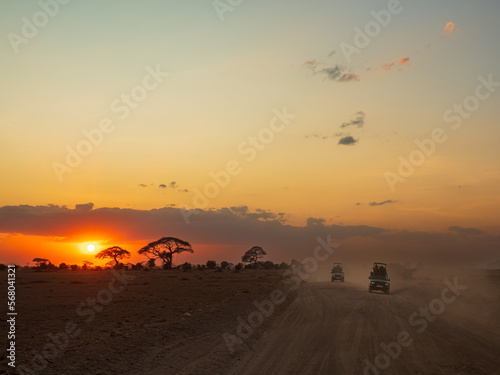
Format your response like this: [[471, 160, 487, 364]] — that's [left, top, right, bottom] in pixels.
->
[[0, 268, 499, 375]]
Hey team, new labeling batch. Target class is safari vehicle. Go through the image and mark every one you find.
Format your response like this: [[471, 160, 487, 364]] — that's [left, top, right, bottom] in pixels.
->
[[331, 263, 344, 282], [368, 262, 390, 294]]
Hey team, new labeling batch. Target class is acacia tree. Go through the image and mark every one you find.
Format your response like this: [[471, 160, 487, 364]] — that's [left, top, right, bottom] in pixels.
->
[[95, 246, 131, 267], [138, 237, 193, 269], [242, 246, 267, 264], [33, 258, 50, 268], [82, 260, 94, 270]]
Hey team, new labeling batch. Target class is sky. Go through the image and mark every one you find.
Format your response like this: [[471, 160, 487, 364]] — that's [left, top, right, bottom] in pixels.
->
[[0, 0, 499, 267]]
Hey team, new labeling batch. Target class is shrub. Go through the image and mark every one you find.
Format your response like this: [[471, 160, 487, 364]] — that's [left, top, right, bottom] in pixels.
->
[[0, 264, 6, 271], [220, 261, 229, 270], [59, 263, 69, 270], [263, 261, 275, 270], [279, 262, 289, 269], [235, 263, 243, 271], [181, 262, 192, 272], [70, 264, 79, 271], [206, 260, 216, 269]]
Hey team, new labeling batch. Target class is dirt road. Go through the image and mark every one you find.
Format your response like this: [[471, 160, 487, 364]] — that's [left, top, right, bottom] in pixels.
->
[[230, 275, 500, 375]]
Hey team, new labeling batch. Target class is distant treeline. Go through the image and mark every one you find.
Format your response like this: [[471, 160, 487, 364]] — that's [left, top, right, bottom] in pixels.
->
[[0, 260, 291, 272]]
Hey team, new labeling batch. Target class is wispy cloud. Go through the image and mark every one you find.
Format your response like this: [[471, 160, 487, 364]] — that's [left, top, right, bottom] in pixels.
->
[[340, 111, 365, 129], [369, 200, 398, 206], [304, 61, 360, 83], [448, 225, 484, 237], [305, 112, 366, 146], [442, 22, 455, 38], [381, 57, 410, 71]]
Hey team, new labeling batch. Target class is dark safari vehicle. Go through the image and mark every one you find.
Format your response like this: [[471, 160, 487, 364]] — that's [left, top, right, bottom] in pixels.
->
[[368, 262, 390, 294], [331, 263, 344, 282]]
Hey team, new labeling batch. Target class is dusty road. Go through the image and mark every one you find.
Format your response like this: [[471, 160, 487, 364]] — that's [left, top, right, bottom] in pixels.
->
[[230, 274, 500, 375]]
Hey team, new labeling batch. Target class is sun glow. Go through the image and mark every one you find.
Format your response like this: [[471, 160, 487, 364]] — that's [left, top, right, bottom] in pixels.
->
[[87, 244, 96, 252]]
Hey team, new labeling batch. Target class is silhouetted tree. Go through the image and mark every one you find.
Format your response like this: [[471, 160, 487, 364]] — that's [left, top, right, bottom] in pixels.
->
[[0, 264, 7, 271], [58, 263, 69, 270], [70, 264, 79, 271], [33, 258, 50, 268], [138, 237, 193, 269], [181, 262, 192, 272], [242, 246, 266, 264], [206, 260, 216, 269], [95, 246, 131, 267], [146, 259, 156, 269], [82, 261, 93, 270]]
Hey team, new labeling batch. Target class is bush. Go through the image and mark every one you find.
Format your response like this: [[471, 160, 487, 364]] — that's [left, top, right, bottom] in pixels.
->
[[279, 262, 289, 270], [263, 261, 275, 270], [181, 262, 192, 272], [220, 261, 229, 270], [59, 263, 69, 270], [206, 260, 216, 269], [70, 264, 79, 271], [0, 264, 6, 271], [235, 263, 243, 271], [215, 266, 223, 272]]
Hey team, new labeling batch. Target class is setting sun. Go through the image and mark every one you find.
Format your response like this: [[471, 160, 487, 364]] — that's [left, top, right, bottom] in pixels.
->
[[87, 244, 96, 252]]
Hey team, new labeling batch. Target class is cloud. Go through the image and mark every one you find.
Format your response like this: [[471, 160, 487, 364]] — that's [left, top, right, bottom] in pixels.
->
[[442, 22, 455, 38], [399, 56, 410, 65], [382, 62, 395, 71], [338, 136, 358, 146], [303, 60, 317, 67], [305, 133, 330, 140], [340, 111, 365, 129], [306, 217, 326, 226], [0, 204, 384, 258], [337, 73, 360, 82], [448, 226, 484, 237], [381, 57, 410, 71], [313, 64, 359, 83], [1, 204, 498, 266], [368, 200, 398, 206], [306, 112, 366, 144], [141, 182, 185, 190], [228, 206, 286, 223], [75, 203, 94, 211]]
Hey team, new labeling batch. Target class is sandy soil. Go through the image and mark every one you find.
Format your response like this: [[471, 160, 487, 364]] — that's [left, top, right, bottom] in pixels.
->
[[229, 268, 500, 375], [0, 269, 291, 375], [1, 268, 499, 374]]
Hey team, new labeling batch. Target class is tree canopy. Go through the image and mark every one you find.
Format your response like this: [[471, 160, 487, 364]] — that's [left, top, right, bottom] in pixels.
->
[[138, 237, 193, 269], [95, 246, 131, 266], [33, 258, 50, 267], [242, 246, 267, 264]]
